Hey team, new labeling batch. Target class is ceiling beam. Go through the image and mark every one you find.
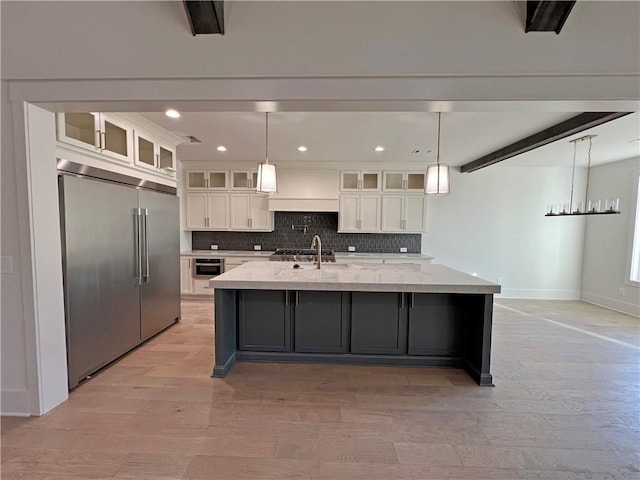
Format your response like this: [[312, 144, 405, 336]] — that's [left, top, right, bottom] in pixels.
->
[[183, 1, 224, 35], [525, 1, 576, 34], [460, 112, 632, 173]]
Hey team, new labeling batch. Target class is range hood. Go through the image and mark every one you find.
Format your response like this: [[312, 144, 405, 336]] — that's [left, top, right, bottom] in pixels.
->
[[268, 168, 339, 212]]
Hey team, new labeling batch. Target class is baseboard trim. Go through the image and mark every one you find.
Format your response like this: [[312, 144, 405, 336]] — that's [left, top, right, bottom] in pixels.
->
[[1, 388, 30, 416], [498, 288, 581, 300], [581, 292, 640, 317]]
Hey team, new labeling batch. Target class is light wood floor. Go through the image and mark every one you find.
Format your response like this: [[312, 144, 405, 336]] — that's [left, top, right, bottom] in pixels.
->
[[2, 299, 639, 479]]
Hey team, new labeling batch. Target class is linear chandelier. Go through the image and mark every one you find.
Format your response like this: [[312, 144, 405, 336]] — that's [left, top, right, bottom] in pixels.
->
[[545, 134, 620, 217]]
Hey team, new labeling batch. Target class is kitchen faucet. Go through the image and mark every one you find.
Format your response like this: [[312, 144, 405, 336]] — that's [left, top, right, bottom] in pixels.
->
[[310, 235, 322, 269]]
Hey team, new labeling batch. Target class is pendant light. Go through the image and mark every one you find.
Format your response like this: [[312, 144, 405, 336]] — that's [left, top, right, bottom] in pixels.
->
[[256, 112, 277, 193], [545, 134, 621, 217], [425, 112, 450, 195]]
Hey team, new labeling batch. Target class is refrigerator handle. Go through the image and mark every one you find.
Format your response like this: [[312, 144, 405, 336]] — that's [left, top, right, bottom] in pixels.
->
[[133, 208, 143, 285], [142, 208, 150, 283]]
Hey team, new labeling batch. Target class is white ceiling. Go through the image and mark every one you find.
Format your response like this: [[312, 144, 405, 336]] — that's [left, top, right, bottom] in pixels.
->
[[141, 111, 640, 169]]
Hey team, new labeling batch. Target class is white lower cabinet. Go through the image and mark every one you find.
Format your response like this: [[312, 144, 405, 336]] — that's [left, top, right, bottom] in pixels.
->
[[192, 278, 215, 295], [230, 194, 273, 231], [381, 195, 427, 233], [338, 194, 381, 232], [185, 193, 229, 230], [180, 257, 193, 295]]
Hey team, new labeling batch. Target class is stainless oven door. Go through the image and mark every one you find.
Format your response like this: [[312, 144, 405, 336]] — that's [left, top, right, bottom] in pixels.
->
[[193, 258, 224, 278]]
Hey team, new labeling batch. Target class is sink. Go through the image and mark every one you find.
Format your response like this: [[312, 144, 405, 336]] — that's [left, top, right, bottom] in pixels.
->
[[290, 263, 350, 270]]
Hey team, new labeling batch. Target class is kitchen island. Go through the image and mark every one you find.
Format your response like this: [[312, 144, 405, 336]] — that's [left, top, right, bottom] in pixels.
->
[[210, 261, 501, 385]]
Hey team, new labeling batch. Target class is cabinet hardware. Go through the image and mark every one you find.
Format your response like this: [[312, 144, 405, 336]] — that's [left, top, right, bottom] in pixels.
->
[[248, 217, 252, 228], [400, 292, 405, 308], [402, 179, 407, 190], [96, 130, 102, 149], [410, 292, 414, 308], [102, 132, 106, 151], [285, 291, 289, 306], [295, 291, 299, 306], [205, 177, 209, 189], [357, 179, 362, 190]]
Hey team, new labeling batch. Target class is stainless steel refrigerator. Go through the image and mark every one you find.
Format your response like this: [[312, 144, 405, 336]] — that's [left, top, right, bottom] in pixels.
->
[[58, 161, 180, 389]]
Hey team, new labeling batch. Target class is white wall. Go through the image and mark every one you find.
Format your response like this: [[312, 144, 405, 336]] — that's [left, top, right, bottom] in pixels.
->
[[1, 82, 31, 415], [581, 157, 640, 316], [423, 166, 587, 298]]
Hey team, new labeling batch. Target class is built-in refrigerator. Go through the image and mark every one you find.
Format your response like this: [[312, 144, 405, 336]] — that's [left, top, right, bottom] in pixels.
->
[[58, 161, 180, 389]]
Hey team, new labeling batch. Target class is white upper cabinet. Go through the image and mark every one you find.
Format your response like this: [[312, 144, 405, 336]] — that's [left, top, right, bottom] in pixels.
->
[[185, 170, 228, 190], [381, 195, 427, 233], [230, 170, 259, 190], [229, 194, 274, 231], [57, 112, 133, 163], [338, 194, 381, 233], [134, 128, 176, 176], [340, 171, 381, 192], [383, 171, 426, 192], [185, 193, 230, 230]]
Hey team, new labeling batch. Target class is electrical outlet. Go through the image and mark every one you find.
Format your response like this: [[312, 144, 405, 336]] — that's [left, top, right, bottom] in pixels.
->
[[210, 244, 218, 250], [348, 246, 356, 252], [400, 247, 407, 253], [497, 276, 502, 284], [0, 256, 13, 274], [254, 245, 261, 251], [619, 287, 625, 297]]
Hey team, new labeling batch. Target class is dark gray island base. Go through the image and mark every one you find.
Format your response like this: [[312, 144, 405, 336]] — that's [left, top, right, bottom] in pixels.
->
[[211, 262, 500, 386], [213, 289, 495, 386]]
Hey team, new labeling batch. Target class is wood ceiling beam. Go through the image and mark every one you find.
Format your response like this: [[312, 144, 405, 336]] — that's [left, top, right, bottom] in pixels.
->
[[184, 1, 224, 35], [525, 1, 577, 34], [460, 112, 632, 173]]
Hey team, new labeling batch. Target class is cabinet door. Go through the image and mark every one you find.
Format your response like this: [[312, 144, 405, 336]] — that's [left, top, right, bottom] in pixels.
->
[[134, 131, 156, 170], [341, 171, 360, 191], [180, 258, 193, 295], [406, 172, 426, 192], [229, 194, 250, 230], [351, 292, 407, 354], [360, 195, 381, 232], [404, 196, 427, 232], [186, 171, 208, 190], [383, 172, 405, 192], [250, 194, 273, 231], [208, 170, 228, 189], [294, 291, 348, 353], [192, 278, 215, 295], [339, 195, 360, 231], [99, 114, 131, 163], [185, 193, 207, 229], [207, 194, 230, 230], [238, 290, 292, 352], [57, 112, 100, 151], [361, 171, 381, 191], [408, 294, 463, 356], [381, 195, 404, 232], [230, 170, 252, 190], [158, 144, 176, 172]]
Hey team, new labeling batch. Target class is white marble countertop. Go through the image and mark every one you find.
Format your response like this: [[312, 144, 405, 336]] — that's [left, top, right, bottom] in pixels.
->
[[181, 250, 433, 260], [210, 261, 500, 294]]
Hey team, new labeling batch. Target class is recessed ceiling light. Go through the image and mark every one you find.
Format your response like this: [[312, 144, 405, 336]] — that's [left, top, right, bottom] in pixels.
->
[[374, 146, 385, 152], [165, 109, 180, 119], [216, 145, 227, 152], [297, 146, 308, 152]]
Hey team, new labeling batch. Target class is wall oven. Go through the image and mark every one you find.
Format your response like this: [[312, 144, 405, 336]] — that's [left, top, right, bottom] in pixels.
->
[[192, 258, 225, 278]]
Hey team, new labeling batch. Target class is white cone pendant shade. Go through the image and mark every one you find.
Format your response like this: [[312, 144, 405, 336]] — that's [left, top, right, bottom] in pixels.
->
[[256, 162, 277, 193], [256, 112, 277, 193], [425, 112, 451, 195], [425, 163, 450, 194]]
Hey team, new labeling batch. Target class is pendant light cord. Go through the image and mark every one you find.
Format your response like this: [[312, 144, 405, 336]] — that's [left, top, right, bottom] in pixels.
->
[[265, 112, 269, 164], [436, 112, 441, 165]]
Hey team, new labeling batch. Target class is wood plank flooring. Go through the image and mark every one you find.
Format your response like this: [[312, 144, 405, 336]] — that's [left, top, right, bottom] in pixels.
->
[[2, 299, 639, 479]]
